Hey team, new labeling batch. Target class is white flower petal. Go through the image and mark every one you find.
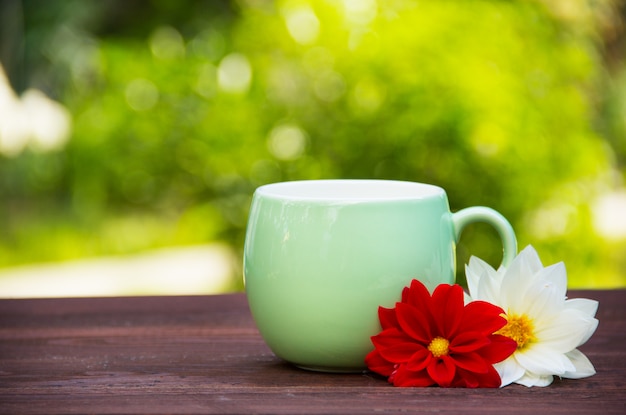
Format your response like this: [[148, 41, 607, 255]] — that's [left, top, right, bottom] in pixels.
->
[[514, 345, 576, 376], [501, 247, 543, 311], [500, 270, 529, 312], [533, 262, 567, 300], [535, 309, 597, 352], [564, 298, 598, 318], [477, 270, 502, 305], [535, 262, 567, 308], [563, 298, 599, 344], [517, 245, 545, 274], [522, 273, 564, 317], [465, 256, 485, 296], [494, 357, 526, 387], [465, 256, 504, 306], [466, 256, 496, 298], [562, 349, 596, 379], [516, 372, 554, 387], [579, 317, 599, 345]]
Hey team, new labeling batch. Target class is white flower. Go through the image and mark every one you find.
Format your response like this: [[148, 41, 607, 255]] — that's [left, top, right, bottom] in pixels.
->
[[465, 245, 598, 387]]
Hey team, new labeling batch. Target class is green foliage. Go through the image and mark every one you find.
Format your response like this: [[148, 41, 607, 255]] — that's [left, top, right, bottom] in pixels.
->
[[1, 0, 624, 288]]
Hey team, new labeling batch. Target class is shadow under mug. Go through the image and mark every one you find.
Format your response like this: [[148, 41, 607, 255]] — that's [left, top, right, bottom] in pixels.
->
[[243, 180, 517, 372]]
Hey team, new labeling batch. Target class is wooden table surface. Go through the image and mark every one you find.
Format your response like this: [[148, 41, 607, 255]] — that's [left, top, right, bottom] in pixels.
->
[[0, 290, 624, 414]]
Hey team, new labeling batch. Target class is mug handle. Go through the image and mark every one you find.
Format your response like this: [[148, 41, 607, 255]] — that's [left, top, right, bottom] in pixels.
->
[[452, 207, 517, 268]]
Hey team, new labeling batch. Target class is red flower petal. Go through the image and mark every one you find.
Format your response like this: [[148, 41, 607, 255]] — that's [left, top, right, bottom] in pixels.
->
[[395, 302, 433, 343], [370, 327, 412, 348], [427, 356, 457, 387], [405, 279, 432, 310], [364, 349, 394, 377], [405, 345, 432, 372], [448, 351, 489, 374], [478, 334, 518, 364], [453, 366, 502, 388], [379, 343, 425, 363], [400, 285, 411, 303], [402, 280, 440, 336], [371, 328, 422, 363], [449, 331, 492, 354], [431, 284, 464, 337], [378, 306, 399, 330], [451, 370, 480, 388], [460, 300, 507, 335], [391, 364, 435, 387]]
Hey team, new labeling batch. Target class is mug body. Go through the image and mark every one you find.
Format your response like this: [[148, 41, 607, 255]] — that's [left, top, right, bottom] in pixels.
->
[[243, 180, 456, 372]]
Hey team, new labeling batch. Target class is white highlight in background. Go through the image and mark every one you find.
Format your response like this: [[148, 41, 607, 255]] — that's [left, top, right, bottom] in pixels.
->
[[217, 53, 252, 94], [0, 65, 71, 156], [0, 244, 236, 298], [593, 190, 626, 240]]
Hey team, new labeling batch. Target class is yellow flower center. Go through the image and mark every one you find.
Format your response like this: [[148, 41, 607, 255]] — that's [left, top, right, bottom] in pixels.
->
[[496, 313, 535, 350], [427, 336, 450, 358]]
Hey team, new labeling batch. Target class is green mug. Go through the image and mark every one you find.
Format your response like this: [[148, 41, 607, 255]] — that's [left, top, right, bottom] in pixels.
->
[[243, 180, 517, 372]]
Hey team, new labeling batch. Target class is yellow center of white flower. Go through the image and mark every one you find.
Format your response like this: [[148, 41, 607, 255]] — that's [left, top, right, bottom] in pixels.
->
[[497, 313, 535, 350], [428, 336, 450, 357]]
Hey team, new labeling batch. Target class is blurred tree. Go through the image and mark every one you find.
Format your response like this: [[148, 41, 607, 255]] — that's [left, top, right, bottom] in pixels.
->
[[0, 0, 624, 288]]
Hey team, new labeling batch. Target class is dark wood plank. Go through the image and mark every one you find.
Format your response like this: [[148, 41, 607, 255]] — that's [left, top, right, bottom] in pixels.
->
[[0, 290, 624, 414]]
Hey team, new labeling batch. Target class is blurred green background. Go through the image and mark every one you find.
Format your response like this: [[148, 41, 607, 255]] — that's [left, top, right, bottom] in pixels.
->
[[0, 0, 625, 295]]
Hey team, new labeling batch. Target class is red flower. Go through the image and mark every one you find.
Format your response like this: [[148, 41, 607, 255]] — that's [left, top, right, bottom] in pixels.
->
[[365, 279, 517, 387]]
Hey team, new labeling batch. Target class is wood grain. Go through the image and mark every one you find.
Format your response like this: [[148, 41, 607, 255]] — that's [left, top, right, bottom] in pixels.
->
[[0, 291, 624, 414]]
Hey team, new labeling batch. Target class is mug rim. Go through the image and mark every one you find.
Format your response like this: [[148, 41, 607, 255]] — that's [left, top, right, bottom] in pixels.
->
[[255, 179, 445, 201]]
